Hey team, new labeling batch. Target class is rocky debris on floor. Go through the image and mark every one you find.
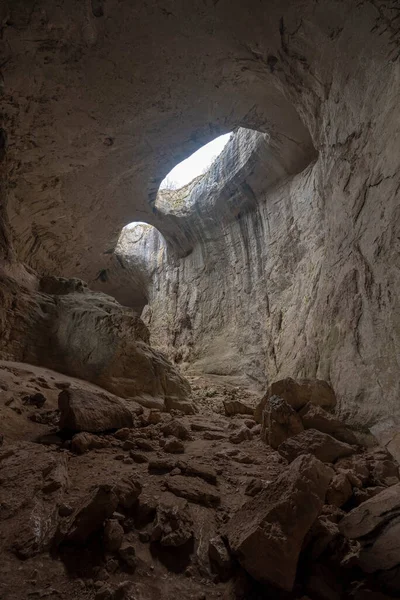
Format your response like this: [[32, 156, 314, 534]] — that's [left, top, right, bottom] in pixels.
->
[[71, 431, 109, 454], [58, 386, 134, 432], [3, 368, 400, 599], [60, 484, 119, 544], [164, 437, 185, 453], [229, 425, 252, 444], [22, 392, 47, 408], [150, 498, 193, 547], [208, 535, 234, 580], [226, 454, 333, 591], [161, 419, 192, 440]]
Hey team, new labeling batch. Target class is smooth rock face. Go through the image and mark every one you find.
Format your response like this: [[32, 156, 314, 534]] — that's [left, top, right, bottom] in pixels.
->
[[58, 387, 133, 432], [261, 395, 304, 448], [278, 429, 356, 464], [226, 454, 333, 591]]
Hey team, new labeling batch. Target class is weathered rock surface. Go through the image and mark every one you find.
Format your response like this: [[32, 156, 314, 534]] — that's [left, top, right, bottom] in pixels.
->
[[0, 443, 69, 558], [278, 429, 356, 464], [165, 475, 221, 507], [0, 275, 192, 411], [150, 499, 193, 547], [300, 403, 358, 445], [261, 395, 304, 448], [62, 485, 118, 545], [226, 454, 333, 591], [339, 484, 400, 540], [255, 379, 336, 423]]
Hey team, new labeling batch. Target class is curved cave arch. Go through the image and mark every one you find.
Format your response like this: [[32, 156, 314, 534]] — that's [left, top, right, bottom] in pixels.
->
[[95, 221, 167, 311]]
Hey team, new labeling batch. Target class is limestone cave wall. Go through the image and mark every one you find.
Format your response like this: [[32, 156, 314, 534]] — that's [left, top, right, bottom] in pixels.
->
[[0, 0, 399, 431]]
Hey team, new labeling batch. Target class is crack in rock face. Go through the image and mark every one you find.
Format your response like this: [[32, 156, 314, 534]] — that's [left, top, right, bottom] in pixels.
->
[[0, 0, 400, 598]]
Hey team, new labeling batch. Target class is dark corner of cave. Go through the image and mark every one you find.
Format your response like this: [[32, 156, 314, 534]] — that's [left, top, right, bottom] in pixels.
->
[[0, 2, 399, 599]]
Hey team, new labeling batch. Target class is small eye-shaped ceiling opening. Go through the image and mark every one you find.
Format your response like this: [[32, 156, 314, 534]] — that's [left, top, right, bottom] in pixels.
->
[[159, 133, 231, 191]]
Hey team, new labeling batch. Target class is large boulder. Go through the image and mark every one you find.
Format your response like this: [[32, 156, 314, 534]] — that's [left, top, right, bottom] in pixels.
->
[[299, 403, 358, 445], [261, 395, 304, 448], [255, 378, 336, 423], [58, 386, 134, 432], [61, 485, 118, 545], [339, 483, 400, 540], [225, 454, 333, 591], [278, 429, 356, 464], [339, 484, 400, 576]]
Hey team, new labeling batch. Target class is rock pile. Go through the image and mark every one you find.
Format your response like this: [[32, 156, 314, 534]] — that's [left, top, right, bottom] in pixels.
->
[[2, 372, 400, 599]]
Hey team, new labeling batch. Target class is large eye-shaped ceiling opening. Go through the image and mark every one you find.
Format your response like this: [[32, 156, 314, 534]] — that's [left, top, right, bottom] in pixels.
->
[[159, 133, 232, 191]]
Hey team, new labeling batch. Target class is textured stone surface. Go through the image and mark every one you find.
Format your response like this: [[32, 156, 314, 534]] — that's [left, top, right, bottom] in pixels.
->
[[261, 395, 304, 448], [339, 484, 400, 540], [59, 387, 133, 432], [226, 454, 333, 591], [0, 273, 191, 408], [256, 379, 337, 423], [299, 403, 358, 445]]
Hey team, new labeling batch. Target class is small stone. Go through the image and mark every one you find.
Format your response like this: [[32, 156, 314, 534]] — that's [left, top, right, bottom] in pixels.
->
[[164, 437, 185, 454], [122, 440, 135, 451], [229, 426, 252, 444], [138, 530, 150, 542], [203, 431, 227, 440], [118, 542, 137, 572], [104, 519, 124, 552], [22, 393, 47, 408], [114, 428, 131, 441], [59, 503, 73, 517], [161, 419, 191, 440], [326, 472, 353, 507], [245, 478, 263, 496], [114, 477, 142, 510], [148, 458, 176, 473], [71, 432, 108, 454], [209, 535, 234, 581], [123, 457, 133, 464], [223, 399, 254, 417], [135, 438, 156, 451], [147, 409, 162, 425], [130, 451, 149, 463]]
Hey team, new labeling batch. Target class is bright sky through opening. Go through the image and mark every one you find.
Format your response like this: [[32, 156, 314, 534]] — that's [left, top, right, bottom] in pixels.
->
[[159, 133, 231, 190]]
